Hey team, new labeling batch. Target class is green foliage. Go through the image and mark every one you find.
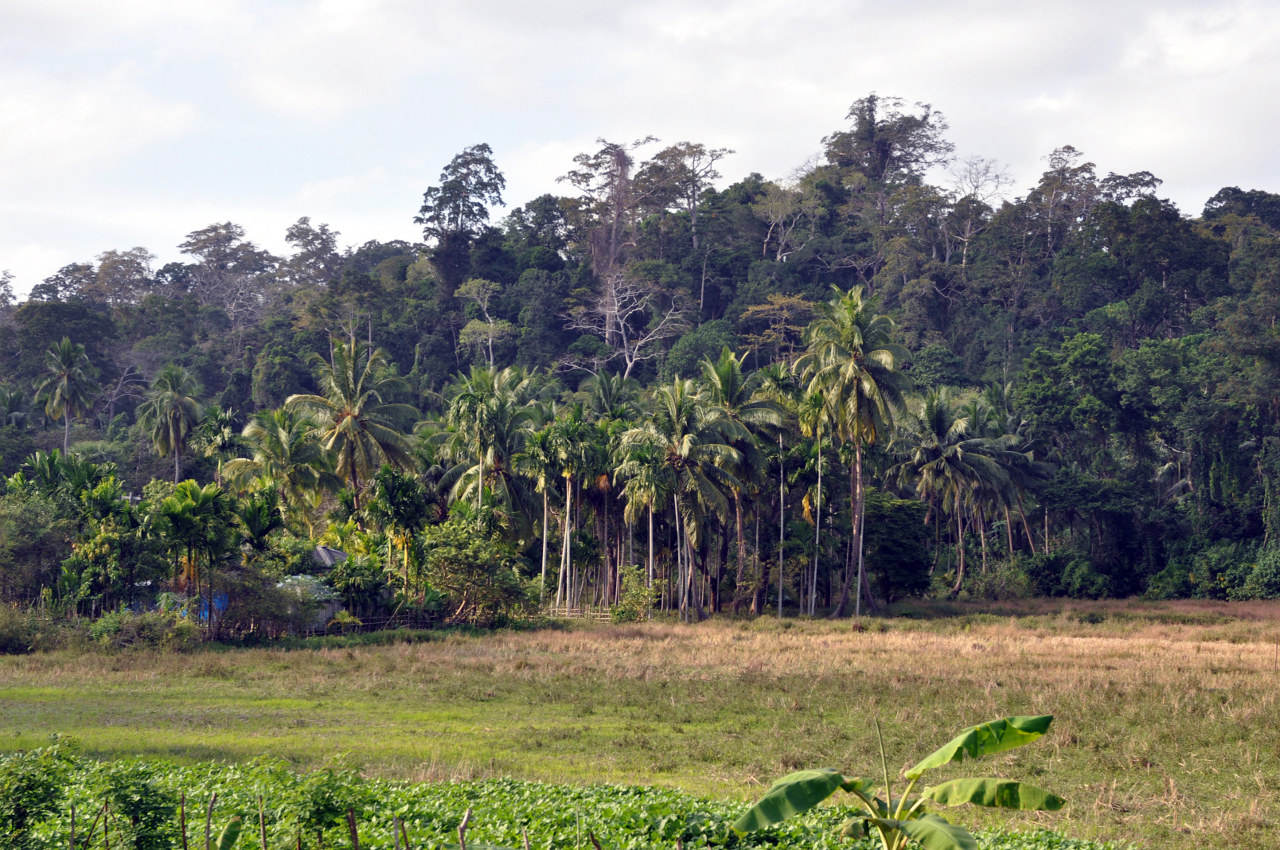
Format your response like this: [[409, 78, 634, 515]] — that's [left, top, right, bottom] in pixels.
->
[[87, 608, 201, 651], [610, 565, 654, 623], [9, 752, 1114, 850], [422, 515, 528, 626], [734, 716, 1062, 850], [101, 761, 177, 850], [0, 745, 69, 849]]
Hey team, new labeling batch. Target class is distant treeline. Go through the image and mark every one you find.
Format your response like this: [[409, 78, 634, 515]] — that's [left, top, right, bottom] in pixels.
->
[[2, 94, 1280, 626]]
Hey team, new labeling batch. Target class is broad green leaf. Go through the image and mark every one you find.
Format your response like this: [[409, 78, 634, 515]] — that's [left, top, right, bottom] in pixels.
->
[[924, 778, 1065, 811], [906, 715, 1053, 778], [216, 817, 242, 850], [865, 814, 978, 850], [732, 769, 864, 834]]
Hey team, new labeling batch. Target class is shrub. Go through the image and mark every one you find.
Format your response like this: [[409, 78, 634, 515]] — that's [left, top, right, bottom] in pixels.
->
[[968, 559, 1033, 601], [101, 761, 176, 850], [611, 566, 654, 623], [0, 604, 37, 654], [0, 746, 69, 849], [88, 609, 201, 651], [1237, 546, 1280, 599]]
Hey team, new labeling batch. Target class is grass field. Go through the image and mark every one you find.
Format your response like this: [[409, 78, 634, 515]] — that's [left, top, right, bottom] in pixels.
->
[[4, 600, 1280, 849]]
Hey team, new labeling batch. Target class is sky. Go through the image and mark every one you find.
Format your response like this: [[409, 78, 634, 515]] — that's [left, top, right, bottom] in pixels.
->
[[3, 0, 1278, 299]]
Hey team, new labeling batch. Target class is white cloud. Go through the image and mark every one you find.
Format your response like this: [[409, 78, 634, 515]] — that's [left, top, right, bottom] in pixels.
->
[[2, 0, 1279, 297], [0, 66, 199, 192]]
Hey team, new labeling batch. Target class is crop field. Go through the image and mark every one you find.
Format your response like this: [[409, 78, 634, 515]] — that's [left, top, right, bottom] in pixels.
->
[[4, 601, 1280, 849]]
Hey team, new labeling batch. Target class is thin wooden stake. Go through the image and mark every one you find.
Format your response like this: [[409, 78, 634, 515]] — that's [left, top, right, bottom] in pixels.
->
[[588, 832, 603, 850], [205, 793, 217, 850], [392, 817, 403, 850], [103, 801, 110, 850], [258, 795, 267, 850], [69, 804, 75, 850], [456, 807, 472, 850], [399, 818, 412, 850], [180, 793, 189, 850], [346, 808, 360, 850], [521, 827, 530, 850]]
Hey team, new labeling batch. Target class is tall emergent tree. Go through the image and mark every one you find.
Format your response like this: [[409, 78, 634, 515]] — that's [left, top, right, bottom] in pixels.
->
[[415, 143, 506, 291]]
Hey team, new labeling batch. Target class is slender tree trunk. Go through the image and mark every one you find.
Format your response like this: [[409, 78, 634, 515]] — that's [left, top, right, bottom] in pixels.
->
[[539, 489, 549, 602], [951, 508, 967, 596], [811, 431, 821, 616], [732, 489, 747, 613], [978, 510, 989, 574], [647, 504, 654, 595], [830, 442, 863, 618], [1004, 505, 1016, 557], [174, 447, 181, 483], [779, 435, 785, 618], [64, 411, 71, 454]]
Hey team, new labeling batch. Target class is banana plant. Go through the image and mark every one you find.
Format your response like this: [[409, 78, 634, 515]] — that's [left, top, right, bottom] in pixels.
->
[[733, 715, 1064, 850]]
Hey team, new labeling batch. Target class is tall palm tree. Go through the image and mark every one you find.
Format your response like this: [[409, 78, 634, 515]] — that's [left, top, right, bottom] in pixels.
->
[[799, 286, 906, 618], [892, 389, 1013, 595], [440, 365, 542, 521], [622, 378, 740, 620], [549, 404, 595, 607], [36, 337, 96, 453], [222, 407, 340, 532], [755, 360, 802, 616], [285, 338, 417, 513], [614, 428, 673, 600], [514, 423, 560, 601], [138, 364, 201, 482], [700, 347, 783, 612]]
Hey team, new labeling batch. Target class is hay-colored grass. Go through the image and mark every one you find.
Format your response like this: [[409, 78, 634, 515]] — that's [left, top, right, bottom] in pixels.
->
[[4, 601, 1280, 848]]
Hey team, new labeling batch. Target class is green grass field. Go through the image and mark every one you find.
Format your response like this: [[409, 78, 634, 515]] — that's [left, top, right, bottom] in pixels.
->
[[4, 600, 1280, 848]]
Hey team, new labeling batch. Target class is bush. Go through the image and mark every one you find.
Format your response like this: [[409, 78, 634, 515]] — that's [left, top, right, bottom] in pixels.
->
[[1237, 546, 1280, 599], [0, 746, 69, 849], [1022, 551, 1110, 599], [88, 609, 201, 651], [101, 761, 176, 850], [611, 566, 654, 623], [968, 559, 1034, 600], [0, 604, 37, 654]]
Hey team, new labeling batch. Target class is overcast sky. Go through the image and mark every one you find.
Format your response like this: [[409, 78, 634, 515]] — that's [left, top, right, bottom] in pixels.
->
[[3, 0, 1277, 298]]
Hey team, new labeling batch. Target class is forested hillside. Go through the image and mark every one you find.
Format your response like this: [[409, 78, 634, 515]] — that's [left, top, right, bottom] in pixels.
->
[[3, 94, 1279, 630]]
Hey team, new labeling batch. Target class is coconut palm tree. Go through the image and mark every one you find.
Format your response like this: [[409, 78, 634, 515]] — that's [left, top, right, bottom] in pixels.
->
[[440, 365, 542, 522], [799, 285, 906, 618], [35, 338, 97, 453], [700, 347, 783, 611], [223, 407, 340, 532], [622, 378, 740, 620], [285, 338, 417, 513], [138, 364, 201, 482], [892, 389, 1013, 595]]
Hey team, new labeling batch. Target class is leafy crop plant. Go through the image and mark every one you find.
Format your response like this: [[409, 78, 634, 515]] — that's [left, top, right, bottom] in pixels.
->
[[733, 715, 1064, 850]]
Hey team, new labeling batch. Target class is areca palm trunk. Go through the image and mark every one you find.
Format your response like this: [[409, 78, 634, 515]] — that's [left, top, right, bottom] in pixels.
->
[[811, 430, 822, 616], [732, 488, 747, 613], [64, 411, 71, 454], [647, 503, 654, 596], [779, 434, 785, 618], [540, 489, 549, 603], [830, 441, 864, 618]]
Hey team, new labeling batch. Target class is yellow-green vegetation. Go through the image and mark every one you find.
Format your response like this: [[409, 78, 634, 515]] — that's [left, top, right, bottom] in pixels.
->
[[3, 603, 1279, 849]]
